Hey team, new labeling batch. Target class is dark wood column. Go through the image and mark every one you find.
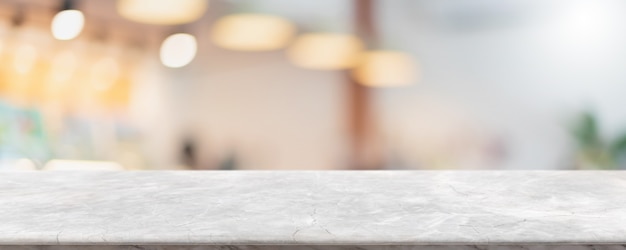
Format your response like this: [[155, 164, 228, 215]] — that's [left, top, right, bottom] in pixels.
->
[[346, 0, 382, 169]]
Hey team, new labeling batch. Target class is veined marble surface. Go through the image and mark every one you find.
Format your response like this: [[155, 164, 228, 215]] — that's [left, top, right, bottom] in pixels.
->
[[0, 171, 624, 246]]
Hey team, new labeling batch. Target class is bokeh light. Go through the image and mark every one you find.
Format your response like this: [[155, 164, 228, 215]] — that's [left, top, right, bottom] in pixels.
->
[[352, 51, 417, 87], [51, 10, 85, 40], [160, 33, 197, 68], [117, 0, 208, 25], [211, 14, 295, 51], [287, 33, 364, 70], [49, 50, 78, 83], [90, 57, 120, 91], [13, 44, 38, 75]]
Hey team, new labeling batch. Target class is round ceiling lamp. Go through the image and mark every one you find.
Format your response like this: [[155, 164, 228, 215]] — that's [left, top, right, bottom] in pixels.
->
[[351, 51, 418, 87], [117, 0, 208, 25], [160, 33, 197, 68], [287, 33, 364, 70], [51, 0, 85, 41], [211, 14, 294, 51]]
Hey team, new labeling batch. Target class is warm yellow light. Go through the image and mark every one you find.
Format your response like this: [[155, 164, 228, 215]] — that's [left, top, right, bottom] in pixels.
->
[[211, 14, 294, 51], [352, 51, 417, 87], [51, 10, 85, 40], [13, 44, 38, 74], [160, 33, 197, 68], [117, 0, 208, 25], [90, 57, 120, 91], [49, 50, 77, 83], [287, 33, 364, 70]]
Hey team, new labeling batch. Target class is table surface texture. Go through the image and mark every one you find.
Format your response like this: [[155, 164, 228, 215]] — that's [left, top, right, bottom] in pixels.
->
[[0, 171, 624, 245]]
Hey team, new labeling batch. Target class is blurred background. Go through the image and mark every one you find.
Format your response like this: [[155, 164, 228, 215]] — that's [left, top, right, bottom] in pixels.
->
[[0, 0, 626, 171]]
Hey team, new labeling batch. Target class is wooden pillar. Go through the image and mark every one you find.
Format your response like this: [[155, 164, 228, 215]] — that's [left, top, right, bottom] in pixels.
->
[[346, 0, 382, 169]]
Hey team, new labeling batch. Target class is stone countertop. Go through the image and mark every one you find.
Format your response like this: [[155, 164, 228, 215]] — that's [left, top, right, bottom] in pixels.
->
[[0, 171, 624, 246]]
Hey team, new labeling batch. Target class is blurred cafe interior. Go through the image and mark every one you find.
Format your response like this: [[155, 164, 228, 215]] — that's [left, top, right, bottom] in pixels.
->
[[0, 0, 626, 171]]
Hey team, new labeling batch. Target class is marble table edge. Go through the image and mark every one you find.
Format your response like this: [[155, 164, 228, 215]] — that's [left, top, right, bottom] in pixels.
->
[[2, 239, 626, 246]]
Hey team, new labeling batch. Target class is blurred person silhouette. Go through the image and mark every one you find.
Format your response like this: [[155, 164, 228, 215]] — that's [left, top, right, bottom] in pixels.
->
[[180, 137, 198, 170]]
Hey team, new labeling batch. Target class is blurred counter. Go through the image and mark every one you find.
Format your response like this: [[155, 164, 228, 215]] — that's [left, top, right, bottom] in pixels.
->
[[0, 171, 624, 250]]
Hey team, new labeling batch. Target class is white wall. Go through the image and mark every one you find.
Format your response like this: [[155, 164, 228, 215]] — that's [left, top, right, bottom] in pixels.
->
[[376, 0, 626, 169], [166, 36, 348, 169]]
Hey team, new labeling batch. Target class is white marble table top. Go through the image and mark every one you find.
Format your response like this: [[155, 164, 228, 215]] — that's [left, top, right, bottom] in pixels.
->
[[0, 171, 624, 246]]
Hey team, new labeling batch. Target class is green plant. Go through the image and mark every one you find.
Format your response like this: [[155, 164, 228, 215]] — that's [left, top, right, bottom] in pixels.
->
[[571, 111, 626, 169]]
